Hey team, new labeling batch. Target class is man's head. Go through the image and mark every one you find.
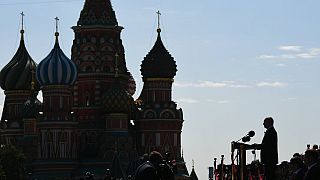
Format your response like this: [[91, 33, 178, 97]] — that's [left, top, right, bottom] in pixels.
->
[[289, 157, 304, 171], [149, 151, 163, 166], [263, 117, 274, 129]]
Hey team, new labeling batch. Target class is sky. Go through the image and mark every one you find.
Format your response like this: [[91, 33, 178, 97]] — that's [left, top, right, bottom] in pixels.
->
[[1, 0, 320, 179]]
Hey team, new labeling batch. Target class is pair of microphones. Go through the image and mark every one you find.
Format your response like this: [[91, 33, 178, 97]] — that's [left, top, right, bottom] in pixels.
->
[[241, 130, 255, 142]]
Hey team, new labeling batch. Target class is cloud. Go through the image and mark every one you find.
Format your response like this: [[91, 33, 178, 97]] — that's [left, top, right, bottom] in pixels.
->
[[176, 81, 287, 89], [174, 81, 251, 88], [177, 98, 199, 104], [259, 46, 320, 60], [259, 55, 276, 59], [206, 99, 232, 104], [217, 100, 231, 104], [256, 82, 288, 88], [279, 46, 302, 52], [276, 63, 287, 67], [287, 97, 297, 101]]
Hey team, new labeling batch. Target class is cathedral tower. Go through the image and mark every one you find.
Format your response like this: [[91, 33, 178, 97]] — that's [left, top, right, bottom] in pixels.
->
[[0, 13, 38, 146], [71, 0, 132, 124], [34, 19, 78, 178], [137, 15, 183, 160], [71, 0, 136, 159]]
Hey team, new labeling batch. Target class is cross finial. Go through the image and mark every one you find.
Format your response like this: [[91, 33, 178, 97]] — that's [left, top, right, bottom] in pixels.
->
[[54, 17, 60, 33], [156, 10, 161, 33], [115, 53, 119, 77], [192, 159, 195, 168], [20, 12, 25, 31]]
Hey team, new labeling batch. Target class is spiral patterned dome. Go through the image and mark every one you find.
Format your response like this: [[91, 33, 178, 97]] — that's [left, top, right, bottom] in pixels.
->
[[36, 34, 77, 86], [0, 31, 37, 91], [102, 80, 135, 114]]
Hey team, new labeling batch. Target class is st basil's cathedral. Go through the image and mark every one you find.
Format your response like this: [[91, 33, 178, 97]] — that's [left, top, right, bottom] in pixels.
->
[[0, 0, 198, 179]]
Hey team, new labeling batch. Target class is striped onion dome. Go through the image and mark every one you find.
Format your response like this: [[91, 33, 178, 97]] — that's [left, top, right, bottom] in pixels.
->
[[36, 32, 77, 86]]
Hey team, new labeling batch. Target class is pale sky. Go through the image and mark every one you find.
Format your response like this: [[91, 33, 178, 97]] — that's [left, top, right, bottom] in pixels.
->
[[1, 0, 320, 179]]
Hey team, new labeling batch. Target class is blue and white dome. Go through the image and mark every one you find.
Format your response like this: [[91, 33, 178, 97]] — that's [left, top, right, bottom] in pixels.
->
[[36, 33, 77, 86]]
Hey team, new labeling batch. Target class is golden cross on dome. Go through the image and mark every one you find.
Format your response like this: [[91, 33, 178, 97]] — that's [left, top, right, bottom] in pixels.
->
[[156, 10, 161, 32], [20, 12, 25, 31], [54, 17, 60, 33]]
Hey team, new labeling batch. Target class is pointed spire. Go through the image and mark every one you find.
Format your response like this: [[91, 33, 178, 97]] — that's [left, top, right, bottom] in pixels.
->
[[77, 0, 118, 26], [190, 160, 199, 180]]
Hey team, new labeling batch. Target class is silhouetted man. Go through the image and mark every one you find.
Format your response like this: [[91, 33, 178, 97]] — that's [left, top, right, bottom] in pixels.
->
[[134, 151, 174, 180], [255, 117, 278, 180]]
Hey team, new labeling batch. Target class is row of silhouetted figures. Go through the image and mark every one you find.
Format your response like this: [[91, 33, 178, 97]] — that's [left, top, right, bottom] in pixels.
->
[[212, 144, 320, 180], [80, 151, 177, 180]]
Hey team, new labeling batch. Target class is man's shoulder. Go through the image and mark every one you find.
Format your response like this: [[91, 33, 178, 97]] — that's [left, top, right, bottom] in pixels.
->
[[266, 126, 277, 135], [137, 161, 156, 171], [135, 161, 159, 180]]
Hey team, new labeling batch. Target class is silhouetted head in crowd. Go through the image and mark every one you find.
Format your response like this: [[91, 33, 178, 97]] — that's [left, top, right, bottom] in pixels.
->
[[263, 117, 274, 129], [149, 151, 163, 167], [313, 144, 318, 150], [290, 157, 305, 171], [293, 153, 302, 158], [304, 149, 319, 166]]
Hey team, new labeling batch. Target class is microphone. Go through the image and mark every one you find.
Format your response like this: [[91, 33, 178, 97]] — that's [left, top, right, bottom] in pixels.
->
[[241, 131, 255, 142], [242, 136, 251, 142]]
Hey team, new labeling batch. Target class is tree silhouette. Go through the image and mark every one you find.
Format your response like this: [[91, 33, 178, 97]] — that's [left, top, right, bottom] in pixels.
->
[[0, 145, 26, 179]]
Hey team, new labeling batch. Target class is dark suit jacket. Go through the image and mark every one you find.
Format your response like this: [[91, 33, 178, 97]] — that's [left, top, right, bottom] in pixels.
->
[[259, 126, 278, 165], [304, 163, 320, 180]]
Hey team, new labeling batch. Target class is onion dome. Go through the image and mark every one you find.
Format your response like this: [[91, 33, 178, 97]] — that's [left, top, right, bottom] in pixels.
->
[[127, 73, 136, 96], [102, 80, 135, 114], [0, 29, 37, 91], [141, 29, 177, 79], [36, 29, 77, 86], [77, 0, 118, 26]]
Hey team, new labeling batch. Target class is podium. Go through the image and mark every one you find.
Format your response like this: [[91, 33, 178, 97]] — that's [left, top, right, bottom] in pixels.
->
[[231, 142, 256, 180]]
